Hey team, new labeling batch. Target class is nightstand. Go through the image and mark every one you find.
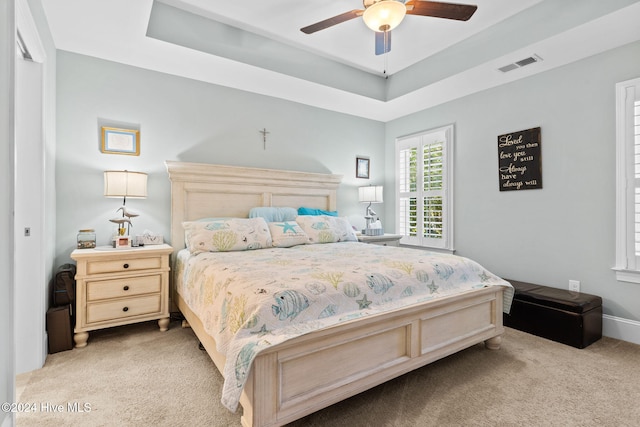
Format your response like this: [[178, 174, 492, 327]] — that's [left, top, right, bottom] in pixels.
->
[[70, 244, 173, 348], [357, 233, 403, 246]]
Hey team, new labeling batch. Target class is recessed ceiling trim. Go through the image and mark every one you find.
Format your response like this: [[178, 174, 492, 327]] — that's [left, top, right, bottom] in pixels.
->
[[147, 1, 387, 100]]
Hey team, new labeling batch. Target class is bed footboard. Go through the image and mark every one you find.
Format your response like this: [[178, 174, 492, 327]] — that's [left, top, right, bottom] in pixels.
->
[[235, 286, 503, 427], [179, 275, 504, 427]]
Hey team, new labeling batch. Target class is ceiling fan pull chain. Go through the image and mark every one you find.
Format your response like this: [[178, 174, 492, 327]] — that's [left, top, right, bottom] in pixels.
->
[[384, 51, 389, 79]]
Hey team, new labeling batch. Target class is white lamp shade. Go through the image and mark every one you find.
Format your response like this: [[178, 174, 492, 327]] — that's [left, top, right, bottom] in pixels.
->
[[104, 170, 148, 198], [362, 0, 406, 32], [359, 186, 384, 203]]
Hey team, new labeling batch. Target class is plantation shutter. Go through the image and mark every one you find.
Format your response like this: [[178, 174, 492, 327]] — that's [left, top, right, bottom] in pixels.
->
[[396, 126, 453, 250], [423, 142, 444, 242], [398, 145, 418, 243], [615, 77, 640, 281]]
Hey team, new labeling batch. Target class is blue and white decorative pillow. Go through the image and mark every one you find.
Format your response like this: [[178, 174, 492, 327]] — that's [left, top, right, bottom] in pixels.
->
[[268, 221, 310, 248], [295, 215, 357, 244], [183, 217, 272, 254]]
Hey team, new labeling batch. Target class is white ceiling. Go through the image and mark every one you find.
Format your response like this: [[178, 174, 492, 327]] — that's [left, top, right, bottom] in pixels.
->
[[42, 0, 640, 122]]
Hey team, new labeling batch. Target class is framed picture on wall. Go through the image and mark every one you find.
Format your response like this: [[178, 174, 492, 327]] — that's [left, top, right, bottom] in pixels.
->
[[356, 157, 370, 179], [101, 127, 140, 156]]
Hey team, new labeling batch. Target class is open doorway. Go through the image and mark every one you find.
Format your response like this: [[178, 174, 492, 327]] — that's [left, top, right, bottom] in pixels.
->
[[14, 0, 47, 374]]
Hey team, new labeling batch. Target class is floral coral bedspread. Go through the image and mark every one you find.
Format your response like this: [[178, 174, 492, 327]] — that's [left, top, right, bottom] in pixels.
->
[[175, 242, 513, 412]]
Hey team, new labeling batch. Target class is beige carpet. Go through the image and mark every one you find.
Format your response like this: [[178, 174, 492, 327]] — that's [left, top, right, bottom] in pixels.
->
[[16, 320, 640, 427]]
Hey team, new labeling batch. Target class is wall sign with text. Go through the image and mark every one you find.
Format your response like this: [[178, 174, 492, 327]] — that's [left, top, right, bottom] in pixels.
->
[[497, 127, 542, 191]]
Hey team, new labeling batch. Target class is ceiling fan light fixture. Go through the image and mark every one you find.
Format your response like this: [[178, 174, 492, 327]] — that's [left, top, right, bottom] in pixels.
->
[[363, 0, 406, 32]]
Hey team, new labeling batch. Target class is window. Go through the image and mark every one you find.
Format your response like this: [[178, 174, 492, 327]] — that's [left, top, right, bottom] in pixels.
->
[[396, 125, 454, 251], [614, 77, 640, 283]]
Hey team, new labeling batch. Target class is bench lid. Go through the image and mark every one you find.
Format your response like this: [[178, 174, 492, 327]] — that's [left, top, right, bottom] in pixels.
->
[[507, 280, 602, 314]]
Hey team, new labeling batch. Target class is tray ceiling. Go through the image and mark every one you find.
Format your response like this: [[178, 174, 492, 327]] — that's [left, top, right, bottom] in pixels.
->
[[42, 0, 640, 121]]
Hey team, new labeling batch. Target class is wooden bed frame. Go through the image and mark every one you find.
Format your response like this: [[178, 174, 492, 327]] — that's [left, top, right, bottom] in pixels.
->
[[165, 161, 505, 427]]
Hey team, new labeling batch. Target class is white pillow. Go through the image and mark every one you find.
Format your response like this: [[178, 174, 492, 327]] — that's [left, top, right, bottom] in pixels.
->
[[268, 221, 310, 248]]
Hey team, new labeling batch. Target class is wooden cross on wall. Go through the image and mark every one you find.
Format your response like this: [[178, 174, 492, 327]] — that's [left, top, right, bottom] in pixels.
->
[[259, 128, 270, 150]]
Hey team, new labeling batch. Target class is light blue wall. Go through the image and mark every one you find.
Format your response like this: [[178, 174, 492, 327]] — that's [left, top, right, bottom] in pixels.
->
[[55, 52, 385, 266], [385, 40, 640, 322], [55, 40, 640, 327]]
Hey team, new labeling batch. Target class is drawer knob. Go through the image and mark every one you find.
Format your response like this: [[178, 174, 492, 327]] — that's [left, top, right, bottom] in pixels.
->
[[123, 285, 129, 291], [123, 306, 129, 312], [123, 263, 129, 269]]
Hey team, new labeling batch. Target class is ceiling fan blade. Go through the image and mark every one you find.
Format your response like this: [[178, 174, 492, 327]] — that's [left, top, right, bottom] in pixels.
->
[[406, 1, 477, 21], [300, 10, 364, 34], [375, 31, 391, 55]]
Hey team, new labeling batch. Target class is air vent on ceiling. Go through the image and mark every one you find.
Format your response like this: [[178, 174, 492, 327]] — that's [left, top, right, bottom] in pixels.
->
[[498, 54, 543, 73]]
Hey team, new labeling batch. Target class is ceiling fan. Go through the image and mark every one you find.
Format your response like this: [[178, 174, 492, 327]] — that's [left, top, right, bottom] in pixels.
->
[[300, 0, 477, 55]]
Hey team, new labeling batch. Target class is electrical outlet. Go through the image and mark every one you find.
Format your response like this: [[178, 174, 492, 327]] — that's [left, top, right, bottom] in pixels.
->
[[569, 280, 580, 292], [24, 227, 30, 237]]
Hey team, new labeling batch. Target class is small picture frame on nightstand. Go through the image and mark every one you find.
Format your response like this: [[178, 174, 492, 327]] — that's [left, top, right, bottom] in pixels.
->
[[113, 236, 131, 249]]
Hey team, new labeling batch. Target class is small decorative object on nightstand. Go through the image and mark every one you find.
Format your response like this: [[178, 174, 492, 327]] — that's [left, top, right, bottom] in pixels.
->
[[77, 229, 96, 249], [358, 185, 384, 235], [358, 233, 403, 247], [70, 244, 173, 348]]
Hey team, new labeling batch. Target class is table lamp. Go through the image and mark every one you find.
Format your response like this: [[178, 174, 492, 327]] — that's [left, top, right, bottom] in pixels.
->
[[358, 185, 383, 235], [104, 170, 147, 237]]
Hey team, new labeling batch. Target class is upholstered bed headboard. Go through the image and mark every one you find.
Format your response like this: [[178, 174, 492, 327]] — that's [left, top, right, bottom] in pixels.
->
[[165, 161, 342, 256]]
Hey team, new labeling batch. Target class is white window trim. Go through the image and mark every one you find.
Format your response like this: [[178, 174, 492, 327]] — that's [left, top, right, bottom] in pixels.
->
[[614, 77, 640, 283], [395, 125, 454, 252]]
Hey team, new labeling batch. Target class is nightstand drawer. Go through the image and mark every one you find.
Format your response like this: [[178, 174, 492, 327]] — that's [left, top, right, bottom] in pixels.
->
[[358, 234, 403, 246], [86, 256, 163, 275], [86, 275, 162, 301], [87, 295, 162, 323], [368, 240, 400, 247]]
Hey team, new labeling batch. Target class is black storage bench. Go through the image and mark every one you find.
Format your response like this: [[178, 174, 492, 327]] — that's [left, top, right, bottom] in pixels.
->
[[504, 279, 602, 349]]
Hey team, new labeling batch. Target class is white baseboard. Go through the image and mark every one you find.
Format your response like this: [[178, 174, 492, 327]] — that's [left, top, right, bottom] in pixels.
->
[[603, 314, 640, 345]]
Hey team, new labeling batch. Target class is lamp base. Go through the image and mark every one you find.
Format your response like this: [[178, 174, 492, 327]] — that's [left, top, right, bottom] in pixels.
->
[[363, 228, 384, 236]]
